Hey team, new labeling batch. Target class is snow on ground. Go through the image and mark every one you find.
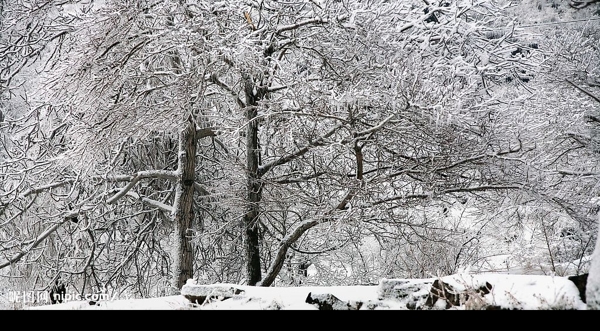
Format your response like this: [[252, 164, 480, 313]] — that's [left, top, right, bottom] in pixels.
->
[[21, 272, 587, 310]]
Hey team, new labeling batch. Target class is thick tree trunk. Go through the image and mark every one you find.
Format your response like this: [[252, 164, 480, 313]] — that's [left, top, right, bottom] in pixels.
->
[[172, 118, 196, 293], [243, 104, 262, 286], [243, 73, 263, 286]]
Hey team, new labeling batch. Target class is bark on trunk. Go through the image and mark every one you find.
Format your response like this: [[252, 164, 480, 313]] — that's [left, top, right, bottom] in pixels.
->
[[172, 118, 196, 293], [243, 73, 263, 286], [243, 102, 262, 286]]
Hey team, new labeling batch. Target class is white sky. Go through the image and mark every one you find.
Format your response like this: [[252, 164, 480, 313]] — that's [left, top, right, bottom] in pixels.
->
[[22, 272, 587, 310]]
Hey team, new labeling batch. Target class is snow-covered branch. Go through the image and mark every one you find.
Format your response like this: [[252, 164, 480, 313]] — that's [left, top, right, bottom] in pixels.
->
[[106, 170, 177, 204], [374, 185, 524, 206], [259, 124, 344, 176], [276, 17, 326, 34], [20, 179, 75, 198], [208, 74, 245, 108], [557, 170, 600, 177], [258, 218, 320, 286], [125, 191, 174, 213], [0, 211, 77, 270]]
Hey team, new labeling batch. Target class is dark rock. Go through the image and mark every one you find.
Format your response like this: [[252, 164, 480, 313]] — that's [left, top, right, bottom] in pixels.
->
[[425, 279, 461, 309], [424, 279, 493, 309], [568, 273, 588, 303], [477, 282, 493, 295], [181, 284, 245, 305], [305, 292, 362, 310], [377, 278, 433, 309]]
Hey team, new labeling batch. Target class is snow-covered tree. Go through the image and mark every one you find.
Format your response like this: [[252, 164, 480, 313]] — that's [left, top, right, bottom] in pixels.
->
[[508, 0, 600, 309], [3, 0, 600, 300]]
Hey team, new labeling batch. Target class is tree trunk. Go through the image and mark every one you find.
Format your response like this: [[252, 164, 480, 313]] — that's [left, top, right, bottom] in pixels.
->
[[172, 118, 196, 293], [243, 73, 263, 285]]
